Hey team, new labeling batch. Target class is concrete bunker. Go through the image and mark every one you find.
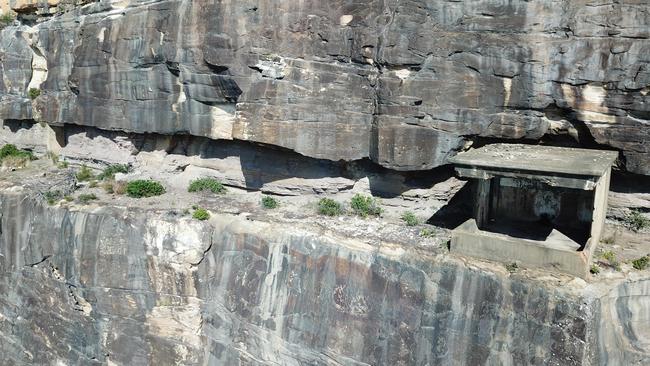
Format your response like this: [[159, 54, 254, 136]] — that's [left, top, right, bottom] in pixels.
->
[[448, 144, 618, 278]]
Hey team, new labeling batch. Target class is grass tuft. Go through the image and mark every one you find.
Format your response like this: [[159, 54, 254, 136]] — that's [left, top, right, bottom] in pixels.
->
[[401, 211, 420, 226], [97, 164, 130, 180], [28, 88, 41, 100], [193, 208, 210, 221], [261, 195, 279, 209], [126, 180, 165, 198], [318, 198, 343, 216], [505, 262, 518, 274], [75, 165, 94, 182], [625, 209, 649, 232], [350, 194, 382, 217], [188, 178, 226, 194], [0, 144, 35, 167], [590, 264, 600, 275], [632, 256, 649, 271], [77, 193, 98, 204]]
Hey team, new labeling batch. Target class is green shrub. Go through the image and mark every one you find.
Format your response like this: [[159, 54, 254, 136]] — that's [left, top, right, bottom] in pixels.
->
[[401, 211, 420, 226], [602, 250, 616, 263], [28, 88, 40, 100], [261, 195, 279, 209], [64, 195, 73, 202], [350, 194, 382, 217], [590, 264, 600, 275], [505, 262, 518, 274], [419, 228, 435, 238], [601, 250, 621, 271], [43, 190, 62, 205], [97, 164, 130, 180], [632, 256, 649, 271], [58, 161, 69, 169], [626, 210, 649, 232], [77, 193, 97, 204], [75, 165, 94, 182], [126, 180, 165, 198], [318, 198, 343, 216], [88, 180, 98, 188], [0, 13, 14, 28], [193, 208, 210, 221], [188, 178, 226, 194], [0, 144, 35, 162]]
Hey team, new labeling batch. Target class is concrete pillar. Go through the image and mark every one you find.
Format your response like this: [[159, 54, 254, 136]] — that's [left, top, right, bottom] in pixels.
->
[[475, 178, 491, 229], [589, 168, 611, 246]]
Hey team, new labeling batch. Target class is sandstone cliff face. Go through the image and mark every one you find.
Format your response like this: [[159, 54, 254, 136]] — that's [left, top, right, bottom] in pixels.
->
[[0, 0, 648, 173], [1, 189, 649, 365]]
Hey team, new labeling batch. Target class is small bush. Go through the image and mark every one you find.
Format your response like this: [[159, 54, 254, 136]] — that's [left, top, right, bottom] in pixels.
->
[[590, 264, 600, 275], [77, 193, 97, 204], [102, 182, 114, 194], [419, 228, 435, 238], [43, 190, 62, 205], [1, 155, 30, 168], [505, 262, 518, 274], [602, 250, 616, 263], [113, 181, 128, 195], [0, 144, 35, 162], [126, 180, 165, 198], [632, 256, 649, 271], [350, 194, 382, 217], [28, 88, 41, 100], [0, 13, 14, 28], [75, 165, 94, 182], [401, 211, 420, 226], [601, 250, 621, 271], [58, 161, 69, 169], [261, 196, 279, 209], [88, 180, 98, 188], [97, 164, 130, 180], [318, 198, 343, 216], [193, 208, 210, 221], [188, 177, 226, 194], [626, 210, 650, 232], [64, 195, 73, 202], [103, 180, 128, 195]]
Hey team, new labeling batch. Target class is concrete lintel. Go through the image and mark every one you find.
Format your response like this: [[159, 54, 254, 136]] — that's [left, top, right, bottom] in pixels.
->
[[455, 166, 598, 190]]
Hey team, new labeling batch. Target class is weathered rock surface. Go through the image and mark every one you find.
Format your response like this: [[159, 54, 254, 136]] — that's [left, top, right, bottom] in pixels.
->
[[0, 0, 648, 173], [0, 184, 649, 365]]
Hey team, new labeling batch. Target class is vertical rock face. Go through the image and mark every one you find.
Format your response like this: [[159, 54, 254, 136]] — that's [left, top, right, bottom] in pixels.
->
[[1, 191, 648, 365], [0, 0, 648, 173]]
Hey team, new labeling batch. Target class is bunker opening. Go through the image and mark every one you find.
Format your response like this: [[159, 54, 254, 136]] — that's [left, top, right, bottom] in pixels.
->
[[448, 143, 618, 278]]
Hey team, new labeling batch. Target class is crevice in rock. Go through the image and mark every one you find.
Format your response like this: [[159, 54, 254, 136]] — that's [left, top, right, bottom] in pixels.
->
[[24, 255, 51, 267], [191, 236, 213, 267], [165, 61, 180, 77], [206, 63, 229, 75]]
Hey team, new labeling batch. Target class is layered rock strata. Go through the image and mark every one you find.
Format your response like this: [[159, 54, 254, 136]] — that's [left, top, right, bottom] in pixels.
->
[[0, 185, 649, 365], [0, 0, 648, 173]]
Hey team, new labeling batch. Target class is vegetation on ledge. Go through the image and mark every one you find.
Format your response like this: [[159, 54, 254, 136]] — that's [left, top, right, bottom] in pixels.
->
[[318, 198, 343, 216], [350, 194, 382, 217], [0, 144, 36, 168], [126, 180, 165, 198], [188, 178, 226, 194]]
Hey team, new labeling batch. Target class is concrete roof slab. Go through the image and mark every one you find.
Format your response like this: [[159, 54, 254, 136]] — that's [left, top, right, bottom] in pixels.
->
[[449, 144, 618, 177]]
